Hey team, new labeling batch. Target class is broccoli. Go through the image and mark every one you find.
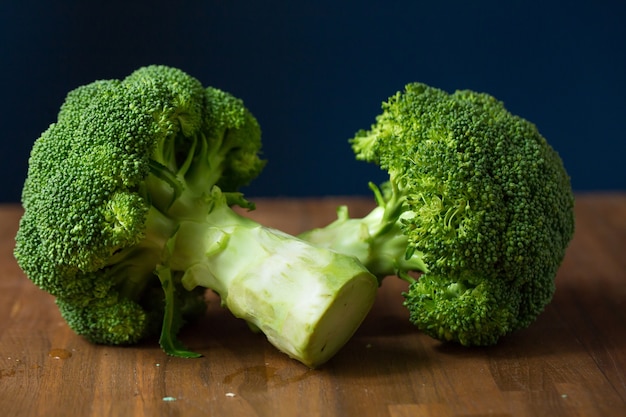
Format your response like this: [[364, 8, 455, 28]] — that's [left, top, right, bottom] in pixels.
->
[[300, 82, 575, 346], [14, 65, 377, 368]]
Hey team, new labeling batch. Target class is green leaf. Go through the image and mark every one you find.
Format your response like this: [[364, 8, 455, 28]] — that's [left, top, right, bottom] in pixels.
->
[[155, 263, 202, 359]]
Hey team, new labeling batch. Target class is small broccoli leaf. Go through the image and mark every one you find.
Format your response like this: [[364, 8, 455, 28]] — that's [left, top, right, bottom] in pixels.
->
[[223, 190, 256, 210], [155, 264, 202, 358]]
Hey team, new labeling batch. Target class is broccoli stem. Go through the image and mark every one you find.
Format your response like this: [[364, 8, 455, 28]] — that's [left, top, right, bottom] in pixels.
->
[[106, 206, 179, 301], [167, 198, 378, 368], [299, 204, 428, 283]]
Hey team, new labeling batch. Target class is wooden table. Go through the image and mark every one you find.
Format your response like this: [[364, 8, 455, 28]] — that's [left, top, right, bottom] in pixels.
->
[[1, 194, 625, 417]]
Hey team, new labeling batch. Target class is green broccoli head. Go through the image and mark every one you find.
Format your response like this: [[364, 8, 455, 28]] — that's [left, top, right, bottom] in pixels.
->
[[14, 65, 265, 345], [351, 82, 575, 345]]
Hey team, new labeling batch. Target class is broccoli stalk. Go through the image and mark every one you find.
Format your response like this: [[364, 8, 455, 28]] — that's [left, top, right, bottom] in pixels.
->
[[14, 65, 377, 368], [300, 180, 428, 281], [300, 82, 575, 346], [161, 189, 375, 366], [147, 184, 377, 367]]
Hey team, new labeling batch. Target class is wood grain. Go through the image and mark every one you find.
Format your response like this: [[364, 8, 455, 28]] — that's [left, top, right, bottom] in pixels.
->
[[1, 194, 625, 417]]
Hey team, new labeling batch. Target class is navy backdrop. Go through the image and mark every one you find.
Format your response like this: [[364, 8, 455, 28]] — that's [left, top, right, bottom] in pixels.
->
[[1, 0, 624, 202]]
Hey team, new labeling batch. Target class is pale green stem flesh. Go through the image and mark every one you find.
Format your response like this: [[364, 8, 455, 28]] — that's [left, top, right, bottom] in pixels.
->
[[169, 208, 378, 368]]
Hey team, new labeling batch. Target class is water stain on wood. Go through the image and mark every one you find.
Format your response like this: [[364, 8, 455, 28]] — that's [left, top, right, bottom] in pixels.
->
[[48, 348, 72, 360]]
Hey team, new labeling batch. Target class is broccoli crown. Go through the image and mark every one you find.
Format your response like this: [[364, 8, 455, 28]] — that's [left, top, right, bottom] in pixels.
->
[[352, 83, 575, 345], [14, 65, 265, 344]]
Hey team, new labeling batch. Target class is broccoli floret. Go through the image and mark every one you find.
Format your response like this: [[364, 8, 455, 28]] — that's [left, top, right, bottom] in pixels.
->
[[300, 82, 575, 346], [14, 65, 377, 367]]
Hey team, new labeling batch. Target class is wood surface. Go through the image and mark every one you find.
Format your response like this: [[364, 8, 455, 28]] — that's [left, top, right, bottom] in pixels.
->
[[1, 194, 625, 417]]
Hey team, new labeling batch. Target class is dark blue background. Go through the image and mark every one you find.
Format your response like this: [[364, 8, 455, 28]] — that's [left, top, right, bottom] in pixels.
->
[[1, 1, 624, 202]]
